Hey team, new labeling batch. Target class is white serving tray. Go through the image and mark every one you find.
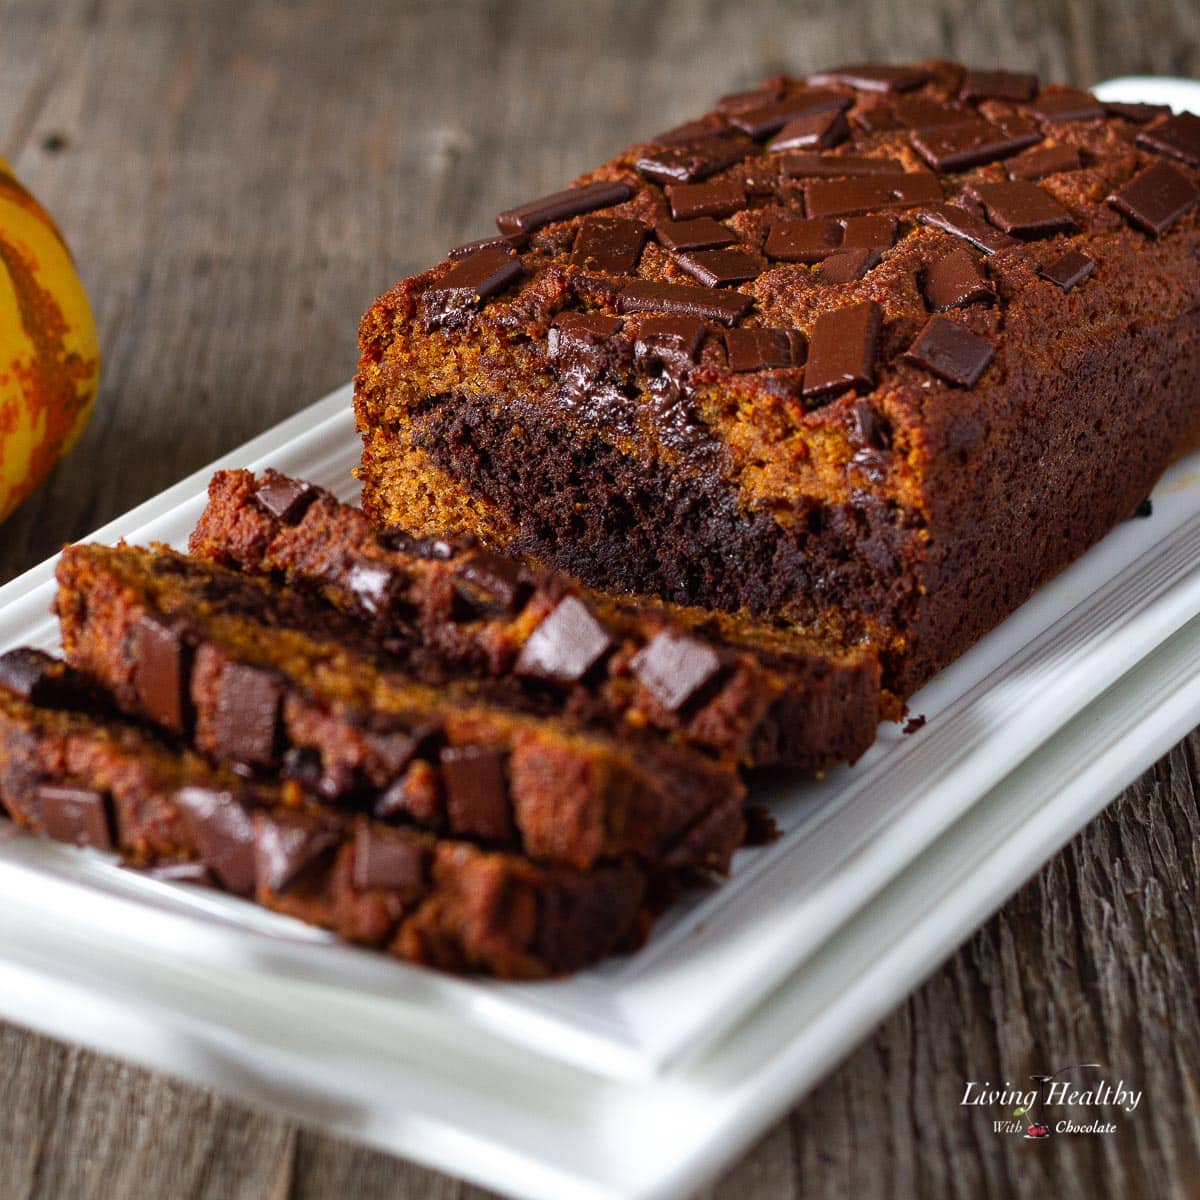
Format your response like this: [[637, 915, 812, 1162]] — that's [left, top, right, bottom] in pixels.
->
[[0, 72, 1193, 1200]]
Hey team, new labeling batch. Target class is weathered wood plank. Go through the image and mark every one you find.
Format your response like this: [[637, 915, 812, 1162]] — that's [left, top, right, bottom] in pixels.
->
[[0, 1, 1198, 1197]]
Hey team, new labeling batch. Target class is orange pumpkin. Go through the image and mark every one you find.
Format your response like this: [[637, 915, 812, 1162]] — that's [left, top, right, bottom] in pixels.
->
[[0, 154, 99, 522]]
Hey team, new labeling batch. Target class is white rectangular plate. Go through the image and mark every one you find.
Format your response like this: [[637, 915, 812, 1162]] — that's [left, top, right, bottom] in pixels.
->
[[0, 72, 1194, 1200]]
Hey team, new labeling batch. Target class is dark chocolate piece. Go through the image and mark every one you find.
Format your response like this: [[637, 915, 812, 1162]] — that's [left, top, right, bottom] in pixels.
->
[[174, 786, 256, 894], [422, 247, 524, 326], [1031, 88, 1104, 123], [910, 119, 1042, 172], [802, 300, 882, 400], [665, 178, 747, 220], [635, 136, 753, 184], [675, 247, 763, 287], [970, 181, 1075, 238], [807, 64, 931, 93], [820, 247, 880, 283], [779, 154, 904, 178], [496, 180, 633, 235], [850, 398, 893, 450], [253, 811, 338, 893], [570, 216, 647, 274], [919, 203, 1019, 254], [633, 314, 706, 361], [1005, 143, 1083, 181], [549, 311, 623, 368], [214, 662, 283, 765], [352, 824, 429, 892], [724, 328, 799, 372], [448, 233, 522, 260], [763, 217, 842, 264], [1039, 249, 1095, 292], [1103, 102, 1172, 125], [618, 280, 752, 325], [133, 614, 192, 733], [515, 596, 614, 684], [959, 69, 1039, 103], [439, 745, 512, 842], [840, 214, 896, 250], [765, 109, 849, 151], [923, 246, 995, 310], [455, 550, 525, 616], [1109, 160, 1200, 236], [0, 648, 90, 709], [654, 217, 737, 251], [804, 173, 942, 218], [630, 632, 722, 713], [345, 560, 403, 619], [904, 315, 995, 387], [730, 91, 851, 139], [1136, 112, 1200, 168], [716, 85, 785, 113], [651, 117, 730, 146], [36, 783, 113, 850], [889, 97, 976, 132], [253, 475, 317, 524], [1133, 498, 1154, 519]]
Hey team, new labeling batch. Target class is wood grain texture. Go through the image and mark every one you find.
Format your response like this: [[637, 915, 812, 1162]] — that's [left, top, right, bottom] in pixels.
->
[[0, 1, 1198, 1196]]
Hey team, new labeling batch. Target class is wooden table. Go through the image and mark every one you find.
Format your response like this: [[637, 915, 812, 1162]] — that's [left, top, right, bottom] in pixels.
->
[[1, 2, 1198, 1195]]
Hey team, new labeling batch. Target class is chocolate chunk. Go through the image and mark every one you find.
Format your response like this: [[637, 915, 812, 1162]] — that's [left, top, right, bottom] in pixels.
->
[[717, 85, 785, 113], [439, 745, 512, 842], [1006, 143, 1083, 180], [808, 64, 931, 93], [635, 135, 753, 184], [651, 117, 730, 146], [802, 300, 882, 400], [768, 109, 850, 152], [630, 632, 723, 712], [1104, 102, 1171, 125], [923, 246, 995, 310], [345, 560, 403, 620], [732, 92, 851, 139], [804, 173, 942, 218], [448, 233, 522, 259], [779, 154, 904, 178], [515, 596, 613, 684], [214, 662, 283, 766], [840, 213, 896, 250], [36, 783, 113, 850], [853, 104, 902, 134], [665, 178, 747, 220], [496, 180, 633, 235], [904, 315, 995, 387], [422, 247, 524, 327], [618, 280, 752, 325], [570, 216, 647, 274], [970, 181, 1075, 238], [253, 811, 337, 894], [724, 328, 800, 372], [959, 69, 1039, 103], [1040, 249, 1095, 292], [850, 398, 893, 450], [133, 614, 193, 733], [455, 550, 526, 616], [378, 529, 456, 560], [654, 217, 737, 251], [139, 861, 215, 887], [890, 97, 976, 131], [174, 786, 256, 894], [820, 247, 881, 283], [763, 217, 842, 263], [633, 315, 707, 385], [1031, 88, 1104, 123], [0, 648, 90, 709], [1133, 498, 1154, 518], [911, 119, 1042, 172], [363, 718, 441, 778], [919, 203, 1019, 254], [675, 247, 763, 287], [352, 824, 429, 892], [549, 310, 624, 380], [1137, 112, 1200, 168], [253, 474, 317, 524], [1109, 160, 1200, 236]]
